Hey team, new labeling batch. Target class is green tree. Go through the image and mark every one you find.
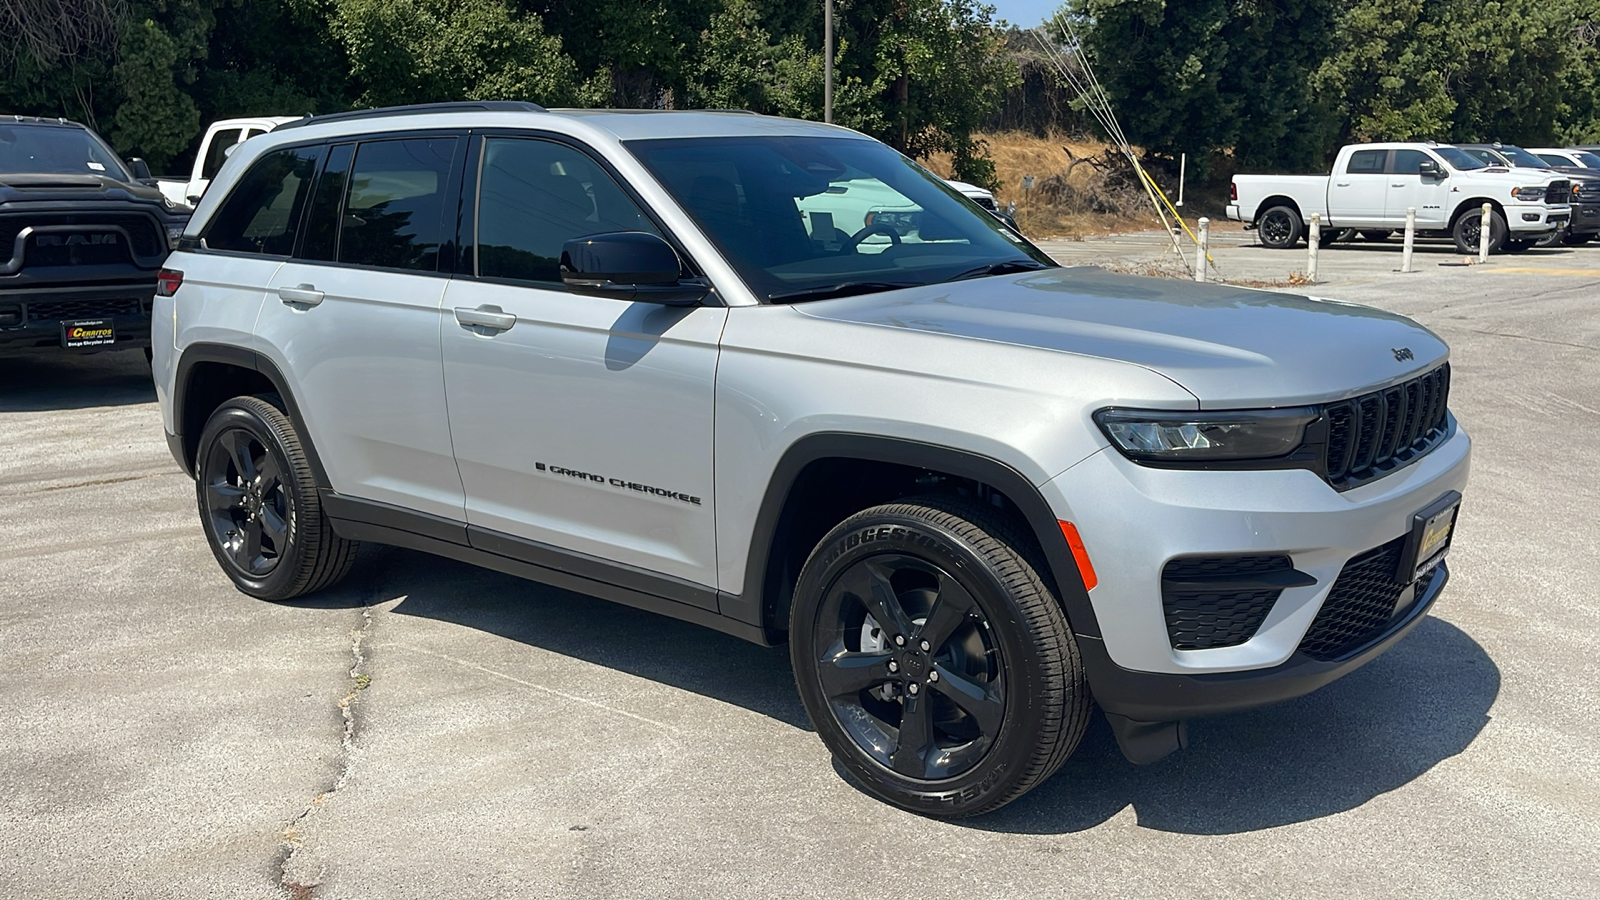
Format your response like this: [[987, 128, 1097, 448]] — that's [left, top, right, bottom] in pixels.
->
[[686, 0, 821, 117], [322, 0, 584, 107]]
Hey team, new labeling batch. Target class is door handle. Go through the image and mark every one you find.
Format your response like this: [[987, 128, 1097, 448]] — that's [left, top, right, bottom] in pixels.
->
[[1334, 182, 1350, 187], [1391, 183, 1407, 188], [278, 284, 324, 307], [454, 305, 517, 332]]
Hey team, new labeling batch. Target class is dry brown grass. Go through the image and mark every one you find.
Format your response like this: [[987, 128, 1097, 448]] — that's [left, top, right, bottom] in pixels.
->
[[922, 131, 1158, 238]]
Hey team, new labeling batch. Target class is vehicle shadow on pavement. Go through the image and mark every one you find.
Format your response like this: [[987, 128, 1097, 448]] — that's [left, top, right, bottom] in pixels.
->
[[0, 351, 154, 411], [966, 616, 1498, 835], [370, 547, 813, 730]]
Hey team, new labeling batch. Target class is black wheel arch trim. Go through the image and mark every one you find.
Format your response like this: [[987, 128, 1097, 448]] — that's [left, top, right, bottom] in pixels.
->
[[171, 342, 329, 487], [733, 433, 1103, 642]]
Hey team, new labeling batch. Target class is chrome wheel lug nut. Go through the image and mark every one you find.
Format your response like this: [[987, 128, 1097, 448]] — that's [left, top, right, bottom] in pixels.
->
[[894, 635, 905, 647], [907, 683, 920, 695], [887, 660, 899, 673], [928, 670, 940, 683], [919, 640, 930, 652]]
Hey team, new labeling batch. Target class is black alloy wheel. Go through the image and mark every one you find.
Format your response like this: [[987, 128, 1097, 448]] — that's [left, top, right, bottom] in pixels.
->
[[812, 551, 1006, 782], [791, 498, 1089, 817], [202, 425, 291, 578], [1452, 207, 1506, 254], [195, 395, 357, 600], [1257, 205, 1303, 249]]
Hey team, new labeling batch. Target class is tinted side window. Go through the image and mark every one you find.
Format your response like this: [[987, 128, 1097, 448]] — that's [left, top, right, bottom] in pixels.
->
[[1391, 149, 1430, 174], [476, 137, 661, 284], [203, 145, 323, 255], [299, 143, 354, 262], [338, 138, 456, 271], [1347, 150, 1386, 174], [202, 128, 243, 180]]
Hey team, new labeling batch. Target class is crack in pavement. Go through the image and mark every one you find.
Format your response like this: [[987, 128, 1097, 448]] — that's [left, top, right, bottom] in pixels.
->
[[272, 600, 376, 899], [1464, 329, 1599, 352]]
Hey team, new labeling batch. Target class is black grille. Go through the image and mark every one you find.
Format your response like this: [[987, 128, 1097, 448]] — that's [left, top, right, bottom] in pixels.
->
[[1546, 181, 1571, 205], [0, 212, 165, 265], [1297, 538, 1437, 661], [1162, 554, 1291, 650], [22, 297, 146, 321], [1323, 364, 1450, 489]]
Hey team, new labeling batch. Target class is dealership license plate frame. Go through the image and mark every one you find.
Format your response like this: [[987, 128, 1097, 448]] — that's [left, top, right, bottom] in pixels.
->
[[1397, 490, 1461, 584], [60, 318, 116, 349]]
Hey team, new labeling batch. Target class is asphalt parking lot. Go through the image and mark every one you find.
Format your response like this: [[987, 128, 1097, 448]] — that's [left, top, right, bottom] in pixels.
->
[[2, 235, 1597, 899]]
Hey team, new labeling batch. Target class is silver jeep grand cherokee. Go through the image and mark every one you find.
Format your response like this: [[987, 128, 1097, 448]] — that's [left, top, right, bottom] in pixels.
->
[[153, 102, 1470, 817]]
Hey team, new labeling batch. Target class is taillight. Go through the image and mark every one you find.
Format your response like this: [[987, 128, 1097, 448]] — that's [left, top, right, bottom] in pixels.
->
[[1230, 182, 1237, 202], [156, 269, 183, 297]]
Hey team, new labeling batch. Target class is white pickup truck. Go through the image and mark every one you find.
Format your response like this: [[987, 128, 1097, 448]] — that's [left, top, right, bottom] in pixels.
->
[[156, 116, 300, 209], [1227, 142, 1571, 254]]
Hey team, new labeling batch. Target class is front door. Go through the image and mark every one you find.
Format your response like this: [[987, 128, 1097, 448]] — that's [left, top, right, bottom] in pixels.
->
[[1385, 148, 1451, 229], [253, 135, 466, 521], [1330, 148, 1390, 227], [440, 135, 724, 598]]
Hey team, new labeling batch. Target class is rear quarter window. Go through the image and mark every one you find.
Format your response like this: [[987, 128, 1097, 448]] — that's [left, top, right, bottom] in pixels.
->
[[202, 145, 324, 256]]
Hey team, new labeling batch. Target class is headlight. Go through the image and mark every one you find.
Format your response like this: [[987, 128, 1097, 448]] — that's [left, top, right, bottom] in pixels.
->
[[165, 225, 185, 248], [1512, 186, 1546, 202], [1094, 407, 1317, 462]]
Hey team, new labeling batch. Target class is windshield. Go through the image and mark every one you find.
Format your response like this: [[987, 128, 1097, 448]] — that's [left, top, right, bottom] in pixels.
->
[[0, 123, 131, 180], [1496, 146, 1550, 169], [1436, 147, 1491, 171], [626, 136, 1053, 302], [1570, 150, 1600, 168]]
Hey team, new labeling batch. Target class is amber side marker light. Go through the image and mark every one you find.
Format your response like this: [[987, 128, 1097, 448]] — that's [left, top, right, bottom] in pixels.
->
[[1057, 521, 1098, 591]]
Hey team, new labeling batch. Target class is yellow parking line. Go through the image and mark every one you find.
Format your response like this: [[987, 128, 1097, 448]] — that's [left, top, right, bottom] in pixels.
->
[[1481, 266, 1600, 276]]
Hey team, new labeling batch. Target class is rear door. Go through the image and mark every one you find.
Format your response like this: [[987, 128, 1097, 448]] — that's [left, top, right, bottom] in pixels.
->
[[253, 134, 468, 521], [1329, 148, 1389, 227], [1385, 148, 1451, 228], [439, 134, 724, 597]]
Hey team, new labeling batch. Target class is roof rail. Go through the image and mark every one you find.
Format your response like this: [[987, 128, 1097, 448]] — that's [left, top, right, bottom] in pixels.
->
[[276, 100, 547, 131]]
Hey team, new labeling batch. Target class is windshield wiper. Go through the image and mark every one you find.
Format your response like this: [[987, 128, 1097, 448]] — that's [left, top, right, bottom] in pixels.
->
[[947, 259, 1051, 282], [768, 281, 920, 303]]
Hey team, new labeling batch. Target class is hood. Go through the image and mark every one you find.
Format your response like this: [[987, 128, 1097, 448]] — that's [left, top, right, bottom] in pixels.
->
[[793, 266, 1448, 408], [0, 172, 173, 207], [1462, 167, 1568, 187]]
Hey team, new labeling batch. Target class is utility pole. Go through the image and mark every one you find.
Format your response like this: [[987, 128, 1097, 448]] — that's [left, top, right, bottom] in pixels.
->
[[824, 0, 834, 123]]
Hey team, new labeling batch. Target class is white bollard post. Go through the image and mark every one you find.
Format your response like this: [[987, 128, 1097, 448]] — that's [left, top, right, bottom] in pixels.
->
[[1195, 217, 1209, 282], [1402, 207, 1416, 273], [1479, 202, 1492, 262], [1307, 213, 1321, 283]]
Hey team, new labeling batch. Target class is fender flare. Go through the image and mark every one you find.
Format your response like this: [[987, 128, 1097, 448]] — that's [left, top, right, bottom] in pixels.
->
[[171, 342, 329, 488], [734, 432, 1103, 641]]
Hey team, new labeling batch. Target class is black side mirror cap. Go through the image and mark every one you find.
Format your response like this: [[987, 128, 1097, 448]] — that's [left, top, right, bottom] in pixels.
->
[[127, 157, 152, 180], [560, 232, 707, 306]]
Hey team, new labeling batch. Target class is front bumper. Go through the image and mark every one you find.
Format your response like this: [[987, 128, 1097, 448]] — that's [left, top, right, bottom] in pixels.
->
[[1041, 421, 1471, 719], [1568, 200, 1600, 236], [1506, 204, 1569, 235], [0, 311, 152, 353]]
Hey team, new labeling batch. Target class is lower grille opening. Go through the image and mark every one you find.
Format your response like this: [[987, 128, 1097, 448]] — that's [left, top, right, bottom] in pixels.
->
[[1297, 537, 1436, 662], [1162, 554, 1294, 650]]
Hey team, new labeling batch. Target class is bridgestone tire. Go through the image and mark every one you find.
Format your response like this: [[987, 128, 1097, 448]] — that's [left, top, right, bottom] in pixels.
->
[[195, 395, 358, 600], [1257, 205, 1303, 249], [790, 497, 1090, 817], [1452, 208, 1506, 255]]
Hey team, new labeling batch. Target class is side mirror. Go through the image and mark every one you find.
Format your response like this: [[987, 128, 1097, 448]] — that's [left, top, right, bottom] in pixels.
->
[[1418, 160, 1443, 179], [560, 232, 706, 306], [127, 157, 153, 180]]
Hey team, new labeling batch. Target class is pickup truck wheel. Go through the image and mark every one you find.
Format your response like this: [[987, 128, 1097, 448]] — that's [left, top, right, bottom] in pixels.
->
[[1257, 205, 1302, 249], [1359, 230, 1392, 242], [195, 396, 358, 600], [1452, 208, 1506, 254], [790, 497, 1089, 818]]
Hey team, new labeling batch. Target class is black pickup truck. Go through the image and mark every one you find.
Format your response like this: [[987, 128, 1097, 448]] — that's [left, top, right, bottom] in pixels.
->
[[1, 117, 188, 356]]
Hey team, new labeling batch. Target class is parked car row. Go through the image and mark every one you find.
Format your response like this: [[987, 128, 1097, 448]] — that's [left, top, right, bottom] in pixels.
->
[[1227, 141, 1600, 253]]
